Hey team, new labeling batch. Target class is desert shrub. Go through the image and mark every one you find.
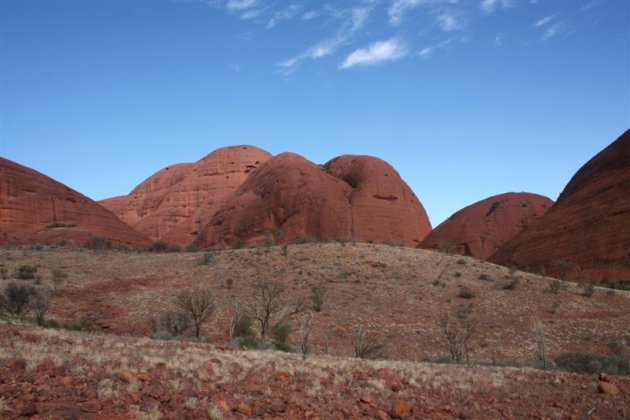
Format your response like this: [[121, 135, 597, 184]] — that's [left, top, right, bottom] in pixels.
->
[[272, 319, 291, 344], [503, 277, 519, 290], [478, 273, 490, 281], [580, 281, 595, 297], [352, 325, 387, 359], [231, 314, 255, 340], [310, 284, 325, 312], [29, 243, 44, 251], [458, 285, 475, 299], [454, 272, 462, 278], [32, 288, 51, 325], [555, 352, 630, 376], [554, 259, 574, 279], [146, 240, 181, 253], [281, 244, 288, 256], [149, 311, 190, 338], [13, 265, 37, 280], [592, 280, 630, 291], [185, 244, 198, 252], [232, 238, 245, 249], [438, 304, 475, 365], [84, 236, 111, 250], [199, 250, 215, 265], [3, 282, 35, 315], [456, 259, 466, 265], [173, 286, 215, 338], [63, 317, 94, 331], [548, 279, 561, 294], [51, 269, 68, 292], [293, 236, 314, 245], [0, 265, 7, 280]]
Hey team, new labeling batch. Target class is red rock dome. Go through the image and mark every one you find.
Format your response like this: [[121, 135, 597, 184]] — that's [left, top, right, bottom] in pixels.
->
[[0, 157, 150, 248], [419, 192, 553, 259], [490, 130, 630, 281]]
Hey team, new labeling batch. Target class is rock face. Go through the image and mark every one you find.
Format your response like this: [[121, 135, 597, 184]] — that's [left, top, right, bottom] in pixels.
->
[[194, 153, 431, 248], [100, 146, 272, 245], [0, 157, 150, 248], [490, 130, 630, 281], [419, 192, 553, 259]]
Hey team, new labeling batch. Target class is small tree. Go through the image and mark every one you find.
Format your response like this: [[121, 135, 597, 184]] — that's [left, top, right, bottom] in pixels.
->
[[532, 318, 547, 369], [32, 288, 51, 325], [248, 280, 306, 344], [438, 305, 475, 364], [173, 286, 215, 338], [4, 282, 35, 315], [351, 325, 387, 359], [310, 284, 325, 312], [299, 312, 314, 360]]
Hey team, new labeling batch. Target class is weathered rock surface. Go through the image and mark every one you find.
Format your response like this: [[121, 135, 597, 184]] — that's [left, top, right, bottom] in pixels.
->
[[100, 145, 272, 244], [325, 155, 432, 246], [490, 130, 630, 281], [0, 157, 150, 248], [194, 153, 431, 248], [420, 192, 553, 259]]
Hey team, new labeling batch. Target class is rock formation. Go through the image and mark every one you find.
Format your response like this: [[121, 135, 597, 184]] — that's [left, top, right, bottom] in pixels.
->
[[100, 145, 272, 245], [490, 130, 630, 281], [420, 192, 553, 259], [194, 153, 431, 248], [0, 157, 150, 248]]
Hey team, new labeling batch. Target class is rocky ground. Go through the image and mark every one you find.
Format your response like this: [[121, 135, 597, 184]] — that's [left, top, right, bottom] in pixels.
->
[[1, 321, 628, 419]]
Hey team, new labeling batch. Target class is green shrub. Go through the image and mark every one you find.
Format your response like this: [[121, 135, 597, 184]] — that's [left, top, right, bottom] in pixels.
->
[[84, 236, 111, 250], [478, 273, 490, 281], [272, 320, 291, 344], [555, 352, 630, 376], [185, 244, 198, 252], [548, 279, 561, 294], [146, 240, 181, 253], [592, 280, 630, 291], [13, 265, 37, 280], [458, 285, 475, 299], [3, 283, 35, 315], [199, 250, 215, 265], [63, 317, 94, 331]]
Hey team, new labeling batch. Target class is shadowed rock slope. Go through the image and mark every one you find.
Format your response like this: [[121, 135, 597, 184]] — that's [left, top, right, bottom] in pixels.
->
[[490, 130, 630, 281], [420, 192, 553, 259], [194, 153, 431, 248], [0, 157, 150, 248]]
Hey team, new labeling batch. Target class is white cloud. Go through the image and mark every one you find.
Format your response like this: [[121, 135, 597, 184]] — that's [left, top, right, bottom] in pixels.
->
[[540, 23, 562, 41], [437, 13, 463, 31], [225, 0, 256, 11], [494, 33, 503, 46], [418, 38, 453, 58], [267, 4, 301, 28], [340, 38, 407, 69], [302, 11, 319, 20], [533, 15, 555, 27], [480, 0, 516, 14], [388, 0, 428, 26], [278, 6, 374, 74]]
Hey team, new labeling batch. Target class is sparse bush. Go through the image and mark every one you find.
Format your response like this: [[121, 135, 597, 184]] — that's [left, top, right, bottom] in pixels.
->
[[592, 280, 630, 291], [149, 311, 190, 338], [532, 318, 548, 369], [13, 265, 37, 280], [352, 325, 387, 359], [555, 352, 630, 376], [478, 273, 491, 281], [548, 279, 561, 294], [310, 284, 325, 312], [146, 240, 181, 253], [454, 272, 462, 278], [3, 282, 35, 315], [199, 250, 215, 265], [458, 285, 475, 299], [32, 288, 51, 325], [293, 236, 314, 245], [0, 264, 7, 280], [173, 286, 215, 338], [299, 312, 314, 360], [271, 319, 291, 344], [456, 259, 466, 265], [232, 238, 245, 249], [281, 244, 288, 256], [554, 259, 574, 279], [63, 317, 94, 331], [185, 244, 198, 252], [84, 236, 111, 250], [503, 277, 519, 290], [580, 281, 595, 297], [438, 305, 475, 365]]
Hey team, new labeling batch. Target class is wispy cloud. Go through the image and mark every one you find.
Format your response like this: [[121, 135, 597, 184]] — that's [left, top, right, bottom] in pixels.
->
[[480, 0, 517, 14], [302, 10, 319, 20], [340, 38, 408, 69], [278, 6, 373, 75], [418, 38, 453, 59], [540, 23, 563, 41], [389, 0, 439, 26], [436, 12, 464, 32], [533, 15, 555, 27], [267, 4, 301, 28], [225, 0, 256, 11]]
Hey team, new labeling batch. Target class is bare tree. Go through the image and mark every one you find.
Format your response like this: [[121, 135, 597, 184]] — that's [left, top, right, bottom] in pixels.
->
[[438, 305, 475, 365], [248, 280, 306, 344], [298, 312, 314, 360], [173, 286, 215, 338], [351, 325, 387, 359], [32, 288, 51, 325], [532, 318, 548, 369]]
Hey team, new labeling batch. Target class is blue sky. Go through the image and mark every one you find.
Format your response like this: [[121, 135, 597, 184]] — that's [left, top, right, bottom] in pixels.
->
[[1, 0, 628, 226]]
